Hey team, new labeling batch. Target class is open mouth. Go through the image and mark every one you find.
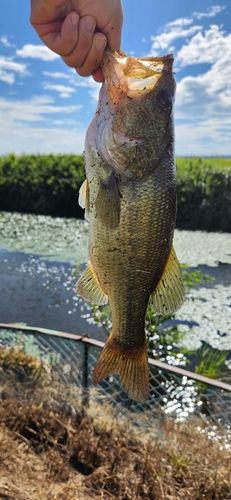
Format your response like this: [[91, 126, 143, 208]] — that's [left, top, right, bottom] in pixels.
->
[[126, 75, 159, 93], [102, 50, 174, 97]]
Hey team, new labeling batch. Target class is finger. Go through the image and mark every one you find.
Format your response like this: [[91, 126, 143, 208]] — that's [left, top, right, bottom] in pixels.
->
[[32, 19, 63, 39], [30, 0, 67, 25], [61, 15, 96, 68], [38, 12, 80, 56], [75, 32, 107, 78], [98, 2, 124, 53], [92, 67, 105, 83]]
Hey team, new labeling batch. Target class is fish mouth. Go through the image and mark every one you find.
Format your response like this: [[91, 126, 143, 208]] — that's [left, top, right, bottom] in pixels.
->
[[93, 50, 175, 180], [101, 49, 174, 101]]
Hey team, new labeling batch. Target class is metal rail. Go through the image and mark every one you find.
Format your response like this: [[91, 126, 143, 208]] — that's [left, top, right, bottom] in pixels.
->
[[1, 322, 231, 393]]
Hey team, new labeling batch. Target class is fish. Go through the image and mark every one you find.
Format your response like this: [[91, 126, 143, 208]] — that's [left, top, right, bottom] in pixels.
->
[[77, 49, 184, 402]]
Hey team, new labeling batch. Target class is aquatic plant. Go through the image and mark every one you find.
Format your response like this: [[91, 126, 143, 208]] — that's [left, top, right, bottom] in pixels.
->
[[91, 267, 212, 351]]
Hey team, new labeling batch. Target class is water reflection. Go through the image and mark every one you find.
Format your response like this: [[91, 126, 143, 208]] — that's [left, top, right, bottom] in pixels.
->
[[0, 250, 107, 341]]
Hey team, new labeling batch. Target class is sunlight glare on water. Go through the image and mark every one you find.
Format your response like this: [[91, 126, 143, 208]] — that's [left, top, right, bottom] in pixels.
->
[[0, 211, 108, 338], [0, 211, 89, 264]]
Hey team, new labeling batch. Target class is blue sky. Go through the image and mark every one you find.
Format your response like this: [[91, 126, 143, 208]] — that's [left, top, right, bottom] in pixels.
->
[[0, 1, 230, 156]]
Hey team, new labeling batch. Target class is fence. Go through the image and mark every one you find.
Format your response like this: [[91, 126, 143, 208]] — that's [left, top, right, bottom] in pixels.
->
[[1, 323, 231, 432]]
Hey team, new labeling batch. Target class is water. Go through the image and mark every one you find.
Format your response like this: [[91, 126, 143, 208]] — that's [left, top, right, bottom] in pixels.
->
[[0, 211, 107, 341], [0, 211, 231, 349], [0, 211, 89, 264]]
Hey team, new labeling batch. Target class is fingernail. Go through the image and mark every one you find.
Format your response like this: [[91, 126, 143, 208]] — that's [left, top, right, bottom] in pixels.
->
[[95, 35, 107, 51], [71, 13, 79, 27]]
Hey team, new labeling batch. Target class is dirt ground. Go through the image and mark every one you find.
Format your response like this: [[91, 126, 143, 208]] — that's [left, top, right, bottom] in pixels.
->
[[1, 346, 231, 500]]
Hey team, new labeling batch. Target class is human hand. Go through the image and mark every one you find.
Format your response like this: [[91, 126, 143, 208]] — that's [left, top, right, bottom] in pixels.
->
[[30, 0, 123, 81]]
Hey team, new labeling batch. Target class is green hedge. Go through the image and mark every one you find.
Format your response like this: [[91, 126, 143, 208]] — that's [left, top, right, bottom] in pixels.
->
[[176, 157, 231, 232], [0, 153, 85, 218], [0, 154, 231, 231]]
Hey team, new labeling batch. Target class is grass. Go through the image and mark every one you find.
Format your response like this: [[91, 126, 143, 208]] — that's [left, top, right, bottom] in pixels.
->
[[1, 341, 231, 499], [176, 156, 231, 178]]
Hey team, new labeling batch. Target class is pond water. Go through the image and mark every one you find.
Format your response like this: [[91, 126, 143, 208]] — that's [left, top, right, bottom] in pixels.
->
[[0, 211, 107, 341], [0, 211, 231, 350], [0, 211, 89, 264]]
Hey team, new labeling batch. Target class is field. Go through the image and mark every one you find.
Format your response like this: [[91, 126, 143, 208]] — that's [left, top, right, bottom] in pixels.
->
[[176, 156, 231, 177]]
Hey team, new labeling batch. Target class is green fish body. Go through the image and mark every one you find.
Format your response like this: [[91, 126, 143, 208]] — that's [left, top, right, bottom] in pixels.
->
[[77, 50, 184, 402]]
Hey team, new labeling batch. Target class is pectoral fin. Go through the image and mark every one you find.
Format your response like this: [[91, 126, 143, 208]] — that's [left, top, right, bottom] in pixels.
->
[[78, 179, 89, 221], [77, 261, 108, 305], [151, 246, 185, 314], [95, 172, 120, 228]]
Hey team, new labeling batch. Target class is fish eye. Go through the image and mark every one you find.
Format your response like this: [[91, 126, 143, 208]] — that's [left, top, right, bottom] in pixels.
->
[[156, 91, 172, 110]]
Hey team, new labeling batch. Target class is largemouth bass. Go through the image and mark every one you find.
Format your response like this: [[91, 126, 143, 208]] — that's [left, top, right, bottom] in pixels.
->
[[77, 49, 184, 402]]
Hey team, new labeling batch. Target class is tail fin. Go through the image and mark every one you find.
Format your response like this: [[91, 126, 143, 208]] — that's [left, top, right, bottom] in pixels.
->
[[92, 333, 149, 403]]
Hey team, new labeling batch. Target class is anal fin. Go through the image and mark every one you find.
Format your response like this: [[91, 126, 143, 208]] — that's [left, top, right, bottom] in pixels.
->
[[151, 246, 185, 314], [77, 261, 108, 305], [92, 333, 149, 403]]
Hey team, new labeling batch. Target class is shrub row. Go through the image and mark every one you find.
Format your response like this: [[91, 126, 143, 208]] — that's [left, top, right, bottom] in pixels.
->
[[0, 154, 230, 231], [176, 157, 231, 232], [0, 153, 85, 218]]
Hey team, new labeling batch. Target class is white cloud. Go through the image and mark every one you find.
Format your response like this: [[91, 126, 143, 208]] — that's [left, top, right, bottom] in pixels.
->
[[0, 69, 14, 84], [72, 79, 91, 88], [174, 32, 231, 156], [64, 71, 100, 92], [42, 83, 76, 98], [0, 35, 15, 48], [0, 56, 28, 84], [0, 122, 85, 155], [193, 5, 226, 20], [43, 71, 72, 79], [176, 53, 231, 111], [176, 24, 231, 66], [0, 96, 85, 155], [166, 17, 193, 28], [0, 57, 27, 74], [0, 95, 82, 123], [146, 5, 230, 155], [148, 5, 227, 56], [78, 76, 101, 100], [16, 44, 59, 61], [149, 24, 201, 54], [175, 115, 231, 156], [174, 21, 231, 114], [42, 70, 99, 97]]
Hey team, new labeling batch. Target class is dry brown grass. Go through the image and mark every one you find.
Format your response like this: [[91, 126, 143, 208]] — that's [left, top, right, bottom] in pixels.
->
[[0, 347, 231, 499]]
